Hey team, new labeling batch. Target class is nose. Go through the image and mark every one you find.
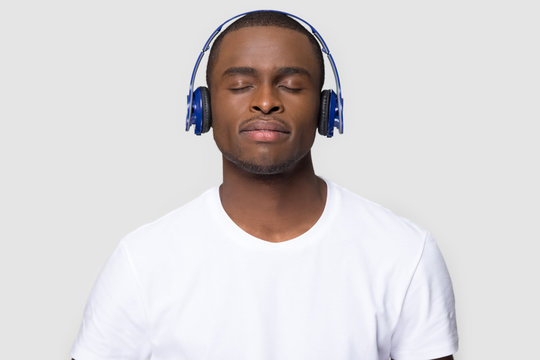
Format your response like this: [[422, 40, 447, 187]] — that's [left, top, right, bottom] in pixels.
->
[[250, 84, 283, 115]]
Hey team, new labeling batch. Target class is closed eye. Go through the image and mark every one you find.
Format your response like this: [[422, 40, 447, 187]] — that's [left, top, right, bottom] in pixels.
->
[[278, 85, 302, 93], [229, 86, 254, 93]]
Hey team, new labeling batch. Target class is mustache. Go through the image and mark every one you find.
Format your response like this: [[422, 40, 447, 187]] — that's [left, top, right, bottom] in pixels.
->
[[238, 116, 290, 132]]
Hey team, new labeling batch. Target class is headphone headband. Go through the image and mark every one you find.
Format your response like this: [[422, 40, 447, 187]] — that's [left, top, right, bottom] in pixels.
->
[[186, 10, 344, 136]]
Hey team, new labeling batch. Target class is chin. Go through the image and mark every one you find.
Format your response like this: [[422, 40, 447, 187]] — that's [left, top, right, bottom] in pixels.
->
[[235, 159, 296, 175], [221, 145, 313, 176], [225, 153, 297, 175]]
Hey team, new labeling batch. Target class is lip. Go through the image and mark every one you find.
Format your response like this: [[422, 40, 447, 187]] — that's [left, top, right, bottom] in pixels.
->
[[240, 119, 290, 133], [239, 119, 290, 142]]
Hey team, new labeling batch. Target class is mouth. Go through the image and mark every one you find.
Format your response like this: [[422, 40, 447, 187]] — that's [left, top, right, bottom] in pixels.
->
[[239, 119, 290, 142]]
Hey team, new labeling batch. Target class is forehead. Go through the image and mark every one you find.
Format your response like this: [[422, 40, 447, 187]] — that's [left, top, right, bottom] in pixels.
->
[[212, 26, 319, 76]]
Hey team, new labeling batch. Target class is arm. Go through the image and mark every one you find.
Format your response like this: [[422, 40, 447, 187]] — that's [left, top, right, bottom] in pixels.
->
[[390, 234, 458, 360], [70, 243, 151, 359]]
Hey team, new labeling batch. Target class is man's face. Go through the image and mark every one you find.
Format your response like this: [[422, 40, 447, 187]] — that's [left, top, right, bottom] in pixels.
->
[[209, 26, 322, 175]]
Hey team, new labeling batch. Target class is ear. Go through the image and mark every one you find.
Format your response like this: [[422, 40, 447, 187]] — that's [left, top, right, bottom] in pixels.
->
[[318, 90, 331, 136], [200, 86, 212, 133]]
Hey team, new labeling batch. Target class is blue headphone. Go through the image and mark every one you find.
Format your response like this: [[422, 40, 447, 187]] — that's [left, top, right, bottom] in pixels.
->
[[186, 10, 344, 137]]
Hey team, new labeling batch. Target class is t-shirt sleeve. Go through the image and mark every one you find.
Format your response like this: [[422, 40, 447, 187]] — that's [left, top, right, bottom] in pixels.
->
[[71, 241, 151, 360], [390, 233, 458, 360]]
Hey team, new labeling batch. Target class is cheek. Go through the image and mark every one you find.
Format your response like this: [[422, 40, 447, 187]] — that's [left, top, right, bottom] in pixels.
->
[[210, 91, 245, 126], [210, 95, 231, 132], [210, 93, 244, 151], [289, 94, 320, 129]]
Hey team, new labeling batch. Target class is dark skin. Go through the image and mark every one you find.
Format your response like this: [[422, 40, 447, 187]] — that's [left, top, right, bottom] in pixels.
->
[[210, 26, 326, 242], [72, 25, 454, 360]]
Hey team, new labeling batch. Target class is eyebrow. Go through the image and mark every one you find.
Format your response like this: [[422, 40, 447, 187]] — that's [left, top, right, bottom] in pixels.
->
[[222, 67, 258, 77], [221, 66, 312, 79], [275, 67, 312, 79]]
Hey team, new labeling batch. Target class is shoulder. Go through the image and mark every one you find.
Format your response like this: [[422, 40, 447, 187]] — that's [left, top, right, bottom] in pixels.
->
[[330, 181, 426, 238], [119, 187, 218, 256], [327, 181, 429, 260]]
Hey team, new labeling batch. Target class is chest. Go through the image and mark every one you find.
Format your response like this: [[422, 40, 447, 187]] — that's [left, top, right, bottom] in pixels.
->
[[145, 246, 401, 360]]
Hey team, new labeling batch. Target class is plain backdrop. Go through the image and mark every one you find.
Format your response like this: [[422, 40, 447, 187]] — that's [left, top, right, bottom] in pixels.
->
[[1, 1, 538, 359]]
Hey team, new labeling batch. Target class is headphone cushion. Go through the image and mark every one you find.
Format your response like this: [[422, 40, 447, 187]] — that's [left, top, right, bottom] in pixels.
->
[[318, 90, 331, 136], [200, 87, 212, 133]]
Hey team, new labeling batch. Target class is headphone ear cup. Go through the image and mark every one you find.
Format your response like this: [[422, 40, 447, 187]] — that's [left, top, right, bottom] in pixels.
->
[[318, 90, 331, 136], [200, 87, 212, 134]]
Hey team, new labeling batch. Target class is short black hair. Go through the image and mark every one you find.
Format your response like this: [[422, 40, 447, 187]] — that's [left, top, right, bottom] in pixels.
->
[[205, 11, 325, 90]]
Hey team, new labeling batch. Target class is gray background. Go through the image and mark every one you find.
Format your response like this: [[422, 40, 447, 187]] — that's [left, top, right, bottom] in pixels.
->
[[1, 0, 538, 359]]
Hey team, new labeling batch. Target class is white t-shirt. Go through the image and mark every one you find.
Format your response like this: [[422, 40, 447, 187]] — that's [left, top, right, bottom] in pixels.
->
[[71, 180, 458, 360]]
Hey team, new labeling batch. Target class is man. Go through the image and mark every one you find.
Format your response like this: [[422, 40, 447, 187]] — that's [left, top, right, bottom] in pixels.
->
[[71, 11, 458, 360]]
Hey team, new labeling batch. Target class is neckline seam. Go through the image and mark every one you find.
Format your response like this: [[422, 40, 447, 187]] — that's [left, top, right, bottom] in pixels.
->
[[208, 179, 337, 250]]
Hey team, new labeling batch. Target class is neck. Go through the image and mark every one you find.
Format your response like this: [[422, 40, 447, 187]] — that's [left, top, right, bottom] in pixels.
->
[[219, 152, 327, 242]]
